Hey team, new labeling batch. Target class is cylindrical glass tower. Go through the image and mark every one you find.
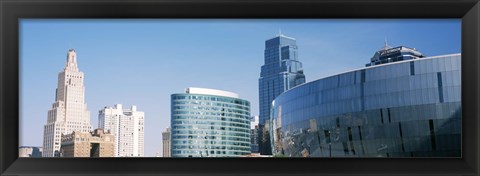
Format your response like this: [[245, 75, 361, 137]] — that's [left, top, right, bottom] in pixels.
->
[[171, 87, 251, 157]]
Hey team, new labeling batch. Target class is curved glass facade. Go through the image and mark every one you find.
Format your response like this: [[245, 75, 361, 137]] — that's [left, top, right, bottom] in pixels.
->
[[171, 91, 251, 157], [271, 54, 461, 157]]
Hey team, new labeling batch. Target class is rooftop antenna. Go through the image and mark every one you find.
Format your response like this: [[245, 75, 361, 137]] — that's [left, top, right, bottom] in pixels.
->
[[278, 28, 283, 36], [380, 36, 391, 51]]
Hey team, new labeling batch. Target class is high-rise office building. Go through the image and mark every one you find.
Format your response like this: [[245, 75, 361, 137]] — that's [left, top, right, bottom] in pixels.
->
[[270, 45, 461, 157], [162, 127, 171, 157], [60, 129, 115, 157], [98, 104, 145, 157], [171, 87, 251, 157], [258, 33, 306, 154], [43, 49, 92, 157]]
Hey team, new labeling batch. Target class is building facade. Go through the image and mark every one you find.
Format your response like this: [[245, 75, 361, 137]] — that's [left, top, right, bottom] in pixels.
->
[[98, 104, 145, 157], [19, 146, 43, 157], [171, 87, 251, 157], [60, 129, 115, 157], [43, 49, 92, 157], [250, 116, 260, 153], [162, 127, 171, 157], [258, 34, 306, 154], [271, 47, 461, 157]]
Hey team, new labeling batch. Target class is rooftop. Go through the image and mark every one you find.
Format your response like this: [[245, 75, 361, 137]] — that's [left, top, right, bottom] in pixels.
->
[[266, 32, 296, 41], [185, 87, 239, 98], [281, 53, 461, 95]]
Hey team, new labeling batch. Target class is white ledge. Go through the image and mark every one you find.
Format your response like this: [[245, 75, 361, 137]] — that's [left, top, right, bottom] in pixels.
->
[[185, 87, 239, 98]]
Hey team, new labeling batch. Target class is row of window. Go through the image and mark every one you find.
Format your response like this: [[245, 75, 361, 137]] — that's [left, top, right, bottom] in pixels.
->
[[278, 101, 460, 128], [172, 119, 249, 128], [172, 105, 250, 115], [172, 95, 250, 106], [172, 145, 250, 150], [173, 100, 250, 110], [172, 132, 250, 139], [172, 129, 250, 137], [172, 110, 250, 118], [173, 115, 249, 124], [172, 139, 250, 145], [172, 124, 250, 134], [172, 150, 249, 156]]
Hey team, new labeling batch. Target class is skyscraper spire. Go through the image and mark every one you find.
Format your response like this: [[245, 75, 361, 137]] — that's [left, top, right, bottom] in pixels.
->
[[278, 28, 283, 36], [66, 49, 78, 71]]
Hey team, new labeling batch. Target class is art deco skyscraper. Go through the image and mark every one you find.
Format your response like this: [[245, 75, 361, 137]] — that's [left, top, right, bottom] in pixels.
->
[[258, 33, 306, 154], [42, 49, 92, 157]]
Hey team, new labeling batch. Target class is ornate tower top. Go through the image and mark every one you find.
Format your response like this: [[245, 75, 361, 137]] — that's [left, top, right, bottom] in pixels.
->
[[66, 49, 78, 71]]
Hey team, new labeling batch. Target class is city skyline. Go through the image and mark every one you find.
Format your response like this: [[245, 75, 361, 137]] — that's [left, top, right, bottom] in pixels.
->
[[20, 19, 461, 157]]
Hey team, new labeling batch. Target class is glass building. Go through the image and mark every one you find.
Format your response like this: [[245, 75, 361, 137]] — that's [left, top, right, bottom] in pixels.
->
[[270, 46, 461, 157], [171, 87, 251, 157], [258, 34, 306, 154]]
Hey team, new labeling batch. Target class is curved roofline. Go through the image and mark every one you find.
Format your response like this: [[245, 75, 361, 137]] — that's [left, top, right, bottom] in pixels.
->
[[184, 87, 239, 98], [283, 53, 461, 95]]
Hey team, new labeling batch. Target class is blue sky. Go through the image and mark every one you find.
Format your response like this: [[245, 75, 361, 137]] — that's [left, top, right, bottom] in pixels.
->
[[19, 19, 461, 157]]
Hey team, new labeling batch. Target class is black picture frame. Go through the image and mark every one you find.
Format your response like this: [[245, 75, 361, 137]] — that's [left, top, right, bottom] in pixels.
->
[[1, 0, 479, 176]]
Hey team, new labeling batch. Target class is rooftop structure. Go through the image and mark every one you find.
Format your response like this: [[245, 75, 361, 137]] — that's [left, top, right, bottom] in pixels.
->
[[366, 42, 425, 67], [185, 87, 239, 98]]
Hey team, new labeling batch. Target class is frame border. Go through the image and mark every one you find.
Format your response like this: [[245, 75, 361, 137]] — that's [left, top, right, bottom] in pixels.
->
[[1, 0, 479, 176]]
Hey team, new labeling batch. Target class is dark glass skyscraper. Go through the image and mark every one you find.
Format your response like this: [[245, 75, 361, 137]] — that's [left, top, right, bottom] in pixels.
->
[[258, 34, 306, 154]]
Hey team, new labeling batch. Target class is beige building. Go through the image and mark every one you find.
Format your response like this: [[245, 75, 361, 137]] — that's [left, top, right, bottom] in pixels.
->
[[43, 49, 92, 157], [162, 127, 171, 157], [60, 129, 115, 157]]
